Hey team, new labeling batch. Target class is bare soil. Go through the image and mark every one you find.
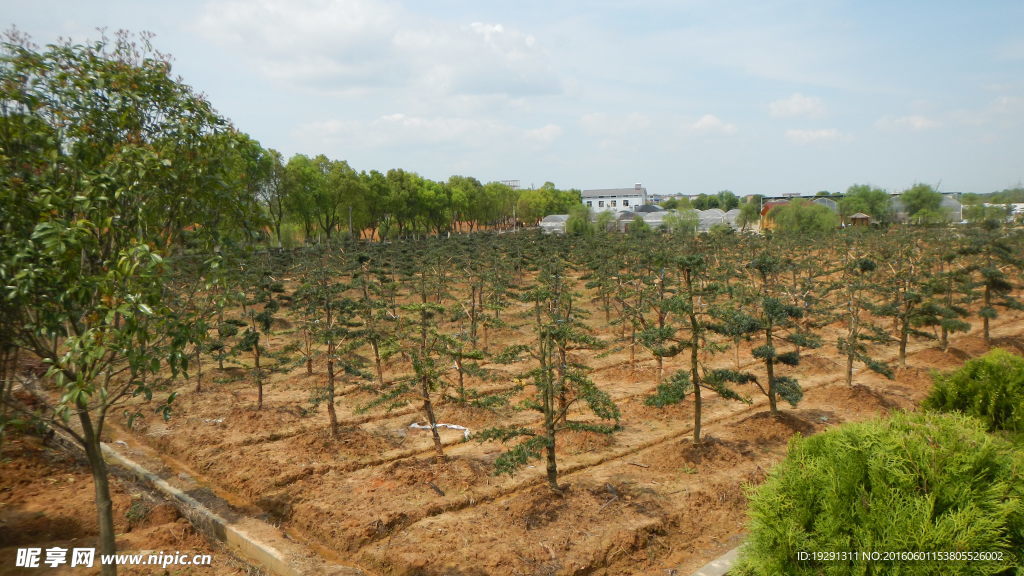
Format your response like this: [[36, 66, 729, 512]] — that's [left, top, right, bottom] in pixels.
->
[[0, 435, 247, 575], [11, 288, 1023, 575]]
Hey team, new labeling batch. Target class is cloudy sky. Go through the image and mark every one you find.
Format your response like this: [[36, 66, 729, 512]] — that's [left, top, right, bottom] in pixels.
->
[[5, 0, 1023, 196]]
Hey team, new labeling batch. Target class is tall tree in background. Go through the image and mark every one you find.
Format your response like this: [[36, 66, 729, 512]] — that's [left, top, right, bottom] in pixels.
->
[[840, 184, 891, 224], [900, 183, 946, 224], [0, 31, 248, 574]]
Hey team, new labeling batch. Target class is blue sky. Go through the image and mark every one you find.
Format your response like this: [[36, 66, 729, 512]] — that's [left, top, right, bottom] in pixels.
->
[[4, 0, 1023, 196]]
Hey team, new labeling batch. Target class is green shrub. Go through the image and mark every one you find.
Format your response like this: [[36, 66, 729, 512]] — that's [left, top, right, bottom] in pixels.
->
[[924, 348, 1024, 433], [735, 411, 1024, 575]]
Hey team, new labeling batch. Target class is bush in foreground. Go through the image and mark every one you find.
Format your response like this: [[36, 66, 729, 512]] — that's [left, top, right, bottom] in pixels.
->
[[735, 411, 1024, 575], [924, 348, 1024, 433]]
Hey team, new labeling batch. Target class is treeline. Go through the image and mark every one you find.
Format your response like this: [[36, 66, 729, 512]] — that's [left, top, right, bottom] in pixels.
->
[[252, 151, 582, 246]]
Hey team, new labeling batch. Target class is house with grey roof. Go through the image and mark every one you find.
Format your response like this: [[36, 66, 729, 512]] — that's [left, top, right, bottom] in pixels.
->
[[581, 183, 648, 212]]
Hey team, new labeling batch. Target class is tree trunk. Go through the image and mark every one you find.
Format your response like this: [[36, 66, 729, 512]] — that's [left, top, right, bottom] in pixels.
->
[[79, 412, 117, 576], [326, 340, 339, 437], [305, 329, 314, 375], [371, 341, 385, 389], [983, 285, 991, 346], [422, 377, 445, 463], [194, 346, 203, 393], [254, 342, 263, 410], [765, 328, 778, 414], [690, 326, 702, 445], [898, 316, 909, 368]]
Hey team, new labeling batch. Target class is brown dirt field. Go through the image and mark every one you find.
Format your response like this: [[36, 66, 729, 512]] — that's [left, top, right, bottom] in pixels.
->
[[0, 436, 247, 576], [19, 280, 1024, 575]]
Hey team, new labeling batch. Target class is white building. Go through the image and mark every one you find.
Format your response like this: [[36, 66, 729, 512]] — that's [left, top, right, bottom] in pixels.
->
[[582, 184, 649, 212]]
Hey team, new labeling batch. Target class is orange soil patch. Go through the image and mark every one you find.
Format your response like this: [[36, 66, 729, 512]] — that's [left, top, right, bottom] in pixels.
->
[[0, 436, 246, 576], [48, 281, 1024, 574]]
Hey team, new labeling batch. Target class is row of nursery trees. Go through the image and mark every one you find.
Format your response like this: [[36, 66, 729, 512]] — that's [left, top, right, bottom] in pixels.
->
[[2, 31, 1022, 574], [163, 220, 1023, 495]]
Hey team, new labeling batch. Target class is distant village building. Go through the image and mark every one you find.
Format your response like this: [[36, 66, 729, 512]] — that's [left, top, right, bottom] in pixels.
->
[[581, 184, 649, 212]]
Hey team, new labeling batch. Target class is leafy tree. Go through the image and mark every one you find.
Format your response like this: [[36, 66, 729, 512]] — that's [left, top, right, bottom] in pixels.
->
[[283, 154, 321, 241], [662, 210, 699, 235], [715, 190, 740, 211], [256, 148, 288, 247], [900, 183, 946, 224], [565, 204, 593, 236], [693, 193, 719, 210], [736, 412, 1024, 575], [737, 200, 760, 231], [0, 31, 240, 573], [768, 199, 838, 234], [446, 175, 482, 231], [839, 184, 891, 224]]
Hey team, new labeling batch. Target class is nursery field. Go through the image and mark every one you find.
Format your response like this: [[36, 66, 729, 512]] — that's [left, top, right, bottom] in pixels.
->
[[93, 227, 1024, 575]]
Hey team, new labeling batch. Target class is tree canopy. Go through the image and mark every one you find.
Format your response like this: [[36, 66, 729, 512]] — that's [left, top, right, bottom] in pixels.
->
[[767, 199, 839, 234]]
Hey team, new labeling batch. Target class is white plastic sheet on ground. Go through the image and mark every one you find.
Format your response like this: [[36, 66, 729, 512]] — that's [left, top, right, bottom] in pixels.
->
[[409, 422, 470, 440]]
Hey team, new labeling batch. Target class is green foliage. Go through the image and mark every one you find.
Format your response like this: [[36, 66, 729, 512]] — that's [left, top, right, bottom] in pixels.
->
[[565, 204, 593, 236], [901, 183, 946, 224], [768, 199, 839, 234], [925, 348, 1024, 432], [645, 371, 692, 406], [840, 184, 892, 223], [736, 411, 1024, 575]]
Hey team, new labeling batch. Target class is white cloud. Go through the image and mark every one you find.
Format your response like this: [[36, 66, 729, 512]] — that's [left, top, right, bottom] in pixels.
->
[[770, 93, 826, 118], [875, 115, 940, 131], [296, 113, 509, 148], [525, 124, 563, 144], [195, 0, 560, 98], [784, 128, 843, 145], [579, 112, 652, 136], [690, 114, 737, 135]]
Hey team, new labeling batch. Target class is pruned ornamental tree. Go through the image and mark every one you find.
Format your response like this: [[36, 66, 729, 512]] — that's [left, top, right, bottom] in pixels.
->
[[646, 250, 752, 444], [235, 255, 283, 410], [0, 31, 257, 574], [353, 254, 399, 389], [293, 246, 367, 437], [873, 230, 947, 368], [479, 260, 618, 493], [959, 219, 1023, 345], [363, 250, 454, 463], [742, 253, 821, 414], [835, 242, 894, 386]]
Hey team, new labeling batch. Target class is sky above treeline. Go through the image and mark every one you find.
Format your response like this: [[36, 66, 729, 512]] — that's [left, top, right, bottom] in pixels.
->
[[4, 0, 1023, 197]]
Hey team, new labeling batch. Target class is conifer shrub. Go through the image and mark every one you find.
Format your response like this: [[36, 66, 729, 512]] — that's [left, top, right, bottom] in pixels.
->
[[924, 348, 1024, 433], [735, 411, 1024, 575]]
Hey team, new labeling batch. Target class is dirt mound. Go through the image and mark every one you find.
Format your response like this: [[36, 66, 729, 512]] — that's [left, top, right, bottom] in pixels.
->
[[731, 410, 820, 445], [382, 455, 492, 493], [560, 428, 617, 455], [300, 426, 399, 457]]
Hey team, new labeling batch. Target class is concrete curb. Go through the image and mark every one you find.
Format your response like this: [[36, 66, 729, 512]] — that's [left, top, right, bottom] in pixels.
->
[[98, 441, 366, 576], [688, 545, 741, 576]]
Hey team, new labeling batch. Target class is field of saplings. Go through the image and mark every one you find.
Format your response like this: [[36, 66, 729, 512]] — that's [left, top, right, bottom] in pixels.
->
[[115, 224, 1024, 575]]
